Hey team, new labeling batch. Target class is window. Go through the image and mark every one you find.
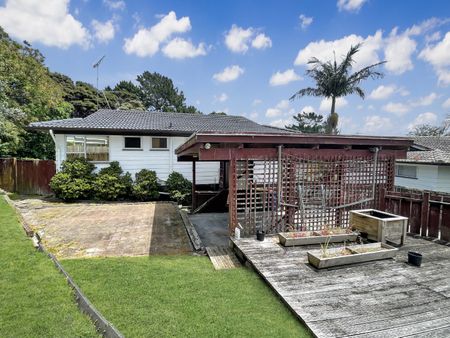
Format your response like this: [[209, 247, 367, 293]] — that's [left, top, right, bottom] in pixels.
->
[[124, 137, 142, 149], [66, 135, 109, 161], [395, 165, 417, 179], [151, 137, 168, 149]]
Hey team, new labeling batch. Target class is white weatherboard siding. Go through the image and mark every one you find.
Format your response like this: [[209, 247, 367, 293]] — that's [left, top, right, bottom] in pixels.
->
[[395, 163, 450, 193], [54, 134, 219, 185]]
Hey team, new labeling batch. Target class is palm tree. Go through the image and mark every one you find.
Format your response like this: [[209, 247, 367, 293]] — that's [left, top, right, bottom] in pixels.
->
[[290, 43, 386, 134]]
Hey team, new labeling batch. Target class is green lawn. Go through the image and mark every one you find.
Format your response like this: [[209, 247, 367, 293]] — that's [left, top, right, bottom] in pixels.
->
[[0, 197, 98, 338], [62, 256, 312, 338]]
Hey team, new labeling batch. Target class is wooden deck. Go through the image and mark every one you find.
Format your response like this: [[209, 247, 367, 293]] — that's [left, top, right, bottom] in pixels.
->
[[231, 236, 450, 338], [206, 246, 241, 270]]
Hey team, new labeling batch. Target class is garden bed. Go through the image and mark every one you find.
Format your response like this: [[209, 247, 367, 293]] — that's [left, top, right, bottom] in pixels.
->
[[307, 242, 398, 269], [278, 228, 358, 246]]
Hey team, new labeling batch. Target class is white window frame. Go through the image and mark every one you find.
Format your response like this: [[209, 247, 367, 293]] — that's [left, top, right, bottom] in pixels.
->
[[123, 136, 143, 150], [150, 137, 169, 151], [65, 135, 110, 163]]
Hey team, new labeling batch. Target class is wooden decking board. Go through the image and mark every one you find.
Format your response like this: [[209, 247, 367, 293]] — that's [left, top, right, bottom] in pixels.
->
[[206, 246, 241, 270], [232, 236, 450, 338]]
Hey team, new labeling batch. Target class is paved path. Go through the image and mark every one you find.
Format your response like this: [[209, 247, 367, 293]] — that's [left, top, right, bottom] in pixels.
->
[[188, 213, 229, 247], [15, 199, 192, 258]]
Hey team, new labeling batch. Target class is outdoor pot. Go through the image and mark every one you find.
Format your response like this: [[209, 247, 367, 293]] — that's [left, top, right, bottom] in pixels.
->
[[408, 251, 422, 267], [256, 230, 265, 241]]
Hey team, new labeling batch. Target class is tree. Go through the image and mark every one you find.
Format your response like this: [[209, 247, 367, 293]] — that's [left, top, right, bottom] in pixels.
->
[[136, 71, 201, 113], [286, 111, 326, 133], [409, 118, 450, 136], [111, 81, 145, 110], [290, 43, 385, 134]]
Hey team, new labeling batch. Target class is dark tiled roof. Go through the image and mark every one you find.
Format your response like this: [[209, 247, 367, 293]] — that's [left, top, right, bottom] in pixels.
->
[[398, 136, 450, 164], [29, 109, 292, 135]]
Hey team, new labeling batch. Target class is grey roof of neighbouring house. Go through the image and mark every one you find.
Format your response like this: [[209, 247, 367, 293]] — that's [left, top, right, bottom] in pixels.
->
[[29, 109, 293, 136], [398, 136, 450, 165]]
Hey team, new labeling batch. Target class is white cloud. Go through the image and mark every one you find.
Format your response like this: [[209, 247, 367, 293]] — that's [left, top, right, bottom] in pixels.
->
[[213, 65, 244, 82], [337, 0, 367, 12], [362, 115, 393, 134], [384, 28, 417, 74], [301, 105, 315, 113], [249, 112, 258, 119], [224, 24, 271, 53], [103, 0, 125, 10], [251, 33, 272, 50], [224, 25, 253, 53], [419, 32, 450, 86], [294, 31, 383, 70], [408, 112, 438, 130], [162, 38, 207, 59], [92, 19, 115, 44], [269, 69, 302, 86], [412, 92, 438, 106], [123, 11, 191, 57], [443, 98, 450, 109], [299, 14, 313, 29], [266, 108, 283, 118], [215, 93, 228, 102], [0, 0, 90, 49], [382, 102, 410, 116], [270, 119, 292, 128], [252, 99, 262, 106], [276, 100, 290, 110], [369, 85, 397, 100], [319, 97, 348, 112]]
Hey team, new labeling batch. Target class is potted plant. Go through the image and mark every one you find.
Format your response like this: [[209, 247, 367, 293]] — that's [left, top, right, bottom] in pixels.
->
[[256, 229, 265, 241]]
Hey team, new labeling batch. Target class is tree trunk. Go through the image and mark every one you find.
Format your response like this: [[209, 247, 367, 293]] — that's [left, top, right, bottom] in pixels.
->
[[329, 96, 338, 135]]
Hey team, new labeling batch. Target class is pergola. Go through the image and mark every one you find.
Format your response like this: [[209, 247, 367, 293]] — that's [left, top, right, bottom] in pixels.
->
[[176, 132, 412, 237]]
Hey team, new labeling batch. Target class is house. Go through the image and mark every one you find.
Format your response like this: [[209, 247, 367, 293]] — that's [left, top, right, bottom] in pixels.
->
[[395, 136, 450, 193], [29, 109, 289, 186]]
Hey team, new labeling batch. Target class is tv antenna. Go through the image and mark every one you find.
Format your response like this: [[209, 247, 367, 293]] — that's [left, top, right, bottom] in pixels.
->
[[93, 55, 111, 110]]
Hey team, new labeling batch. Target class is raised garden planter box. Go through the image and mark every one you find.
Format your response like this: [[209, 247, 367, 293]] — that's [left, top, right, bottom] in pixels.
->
[[307, 242, 398, 269], [278, 229, 358, 247], [350, 209, 408, 246]]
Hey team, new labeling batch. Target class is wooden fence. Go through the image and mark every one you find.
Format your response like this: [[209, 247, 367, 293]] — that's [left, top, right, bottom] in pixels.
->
[[0, 158, 55, 195], [380, 187, 450, 242]]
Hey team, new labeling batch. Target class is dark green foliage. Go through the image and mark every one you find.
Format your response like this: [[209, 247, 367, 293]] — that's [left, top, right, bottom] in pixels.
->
[[286, 111, 326, 133], [95, 161, 133, 200], [132, 169, 159, 201], [136, 71, 201, 113], [166, 171, 192, 205], [290, 43, 385, 135], [50, 158, 95, 201], [93, 174, 127, 201]]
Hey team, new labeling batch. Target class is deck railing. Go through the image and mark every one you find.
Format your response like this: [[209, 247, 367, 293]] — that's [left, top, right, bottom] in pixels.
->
[[380, 187, 450, 242]]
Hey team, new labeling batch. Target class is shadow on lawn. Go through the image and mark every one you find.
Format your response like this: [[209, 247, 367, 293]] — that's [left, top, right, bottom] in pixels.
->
[[149, 202, 193, 255]]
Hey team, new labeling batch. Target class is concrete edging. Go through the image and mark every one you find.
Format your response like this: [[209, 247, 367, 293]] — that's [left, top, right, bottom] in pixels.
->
[[2, 193, 124, 338], [176, 205, 204, 252]]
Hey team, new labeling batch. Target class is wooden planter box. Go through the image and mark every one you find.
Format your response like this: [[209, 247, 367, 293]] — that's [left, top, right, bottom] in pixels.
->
[[278, 230, 358, 247], [307, 242, 398, 269], [350, 209, 408, 246]]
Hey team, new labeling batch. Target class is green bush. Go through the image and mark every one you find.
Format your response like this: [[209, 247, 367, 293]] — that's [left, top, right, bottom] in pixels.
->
[[93, 174, 127, 200], [94, 162, 133, 200], [50, 173, 92, 201], [166, 171, 192, 205], [132, 169, 159, 201], [60, 157, 95, 179]]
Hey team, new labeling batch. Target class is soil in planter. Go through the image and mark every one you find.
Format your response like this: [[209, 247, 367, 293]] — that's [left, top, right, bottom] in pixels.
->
[[285, 231, 315, 238], [361, 210, 394, 219], [351, 247, 384, 254], [314, 227, 352, 236], [321, 248, 354, 258]]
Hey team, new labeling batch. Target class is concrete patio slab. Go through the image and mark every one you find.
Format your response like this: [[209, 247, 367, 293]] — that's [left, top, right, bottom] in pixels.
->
[[188, 213, 229, 247], [14, 199, 192, 259]]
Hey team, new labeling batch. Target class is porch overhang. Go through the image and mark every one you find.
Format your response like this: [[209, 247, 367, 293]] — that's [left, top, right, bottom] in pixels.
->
[[175, 132, 413, 161]]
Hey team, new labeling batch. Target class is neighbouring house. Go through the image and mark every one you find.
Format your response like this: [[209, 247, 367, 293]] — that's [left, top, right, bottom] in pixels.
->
[[29, 109, 290, 186], [395, 136, 450, 193]]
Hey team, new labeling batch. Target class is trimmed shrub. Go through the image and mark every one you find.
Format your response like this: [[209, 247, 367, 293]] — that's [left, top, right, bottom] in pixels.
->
[[93, 174, 127, 200], [50, 158, 95, 201], [132, 169, 159, 201], [166, 171, 192, 205], [94, 162, 133, 200], [50, 172, 92, 201]]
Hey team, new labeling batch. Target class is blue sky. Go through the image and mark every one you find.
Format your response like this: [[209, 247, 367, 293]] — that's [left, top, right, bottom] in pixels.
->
[[0, 0, 449, 135]]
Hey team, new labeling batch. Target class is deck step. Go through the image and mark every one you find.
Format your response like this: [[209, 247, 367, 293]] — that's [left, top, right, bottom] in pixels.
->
[[206, 246, 242, 270]]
